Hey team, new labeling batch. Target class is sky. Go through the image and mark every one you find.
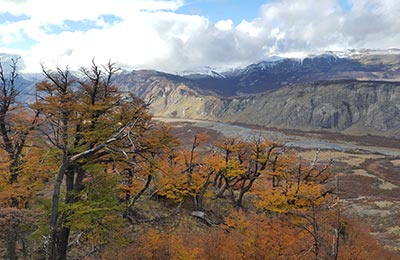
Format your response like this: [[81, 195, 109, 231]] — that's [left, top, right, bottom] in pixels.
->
[[0, 0, 399, 73]]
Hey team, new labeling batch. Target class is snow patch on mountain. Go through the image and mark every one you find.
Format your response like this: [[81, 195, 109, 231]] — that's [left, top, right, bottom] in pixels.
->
[[177, 66, 227, 78]]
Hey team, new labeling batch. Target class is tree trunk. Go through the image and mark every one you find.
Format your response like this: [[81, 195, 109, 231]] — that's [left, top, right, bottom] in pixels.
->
[[312, 209, 320, 260], [235, 178, 249, 208], [194, 189, 206, 211], [8, 160, 19, 184], [236, 177, 258, 208], [125, 174, 153, 218], [58, 226, 70, 260], [47, 161, 68, 260], [215, 181, 228, 198], [236, 190, 245, 208], [5, 232, 17, 260], [194, 172, 212, 211], [56, 171, 74, 260]]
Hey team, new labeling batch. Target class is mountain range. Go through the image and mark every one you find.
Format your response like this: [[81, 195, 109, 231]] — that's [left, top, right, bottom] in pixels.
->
[[114, 50, 400, 138], [4, 49, 400, 138]]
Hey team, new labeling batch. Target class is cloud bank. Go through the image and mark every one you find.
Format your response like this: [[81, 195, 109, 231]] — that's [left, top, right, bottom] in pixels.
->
[[0, 0, 399, 73]]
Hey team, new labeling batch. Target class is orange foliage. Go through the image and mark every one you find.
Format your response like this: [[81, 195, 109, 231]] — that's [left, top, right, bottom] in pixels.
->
[[105, 211, 310, 260], [155, 133, 214, 205], [100, 210, 397, 260], [0, 145, 52, 208]]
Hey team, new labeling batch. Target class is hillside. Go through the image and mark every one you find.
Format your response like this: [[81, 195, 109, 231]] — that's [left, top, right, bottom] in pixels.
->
[[116, 73, 400, 138]]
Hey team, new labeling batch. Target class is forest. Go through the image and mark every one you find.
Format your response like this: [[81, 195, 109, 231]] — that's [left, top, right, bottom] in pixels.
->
[[0, 59, 397, 260]]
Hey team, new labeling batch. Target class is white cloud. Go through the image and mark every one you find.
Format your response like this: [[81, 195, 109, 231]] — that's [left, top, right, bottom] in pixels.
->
[[215, 19, 233, 31], [1, 0, 400, 73], [0, 0, 186, 72], [257, 0, 400, 53]]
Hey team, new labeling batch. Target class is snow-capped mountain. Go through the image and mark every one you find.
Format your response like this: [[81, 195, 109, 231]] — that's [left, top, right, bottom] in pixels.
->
[[178, 66, 226, 79], [178, 51, 400, 96]]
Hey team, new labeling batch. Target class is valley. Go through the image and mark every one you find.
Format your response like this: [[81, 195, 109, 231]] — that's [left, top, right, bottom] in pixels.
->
[[115, 52, 400, 139], [156, 117, 400, 155], [1, 50, 400, 258], [158, 117, 400, 251]]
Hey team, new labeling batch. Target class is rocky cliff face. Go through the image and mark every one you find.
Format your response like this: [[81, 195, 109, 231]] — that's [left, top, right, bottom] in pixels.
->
[[116, 69, 400, 137], [221, 80, 400, 137]]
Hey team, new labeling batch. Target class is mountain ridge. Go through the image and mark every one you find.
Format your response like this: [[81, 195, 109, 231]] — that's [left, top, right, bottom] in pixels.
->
[[4, 50, 400, 138], [114, 52, 400, 138]]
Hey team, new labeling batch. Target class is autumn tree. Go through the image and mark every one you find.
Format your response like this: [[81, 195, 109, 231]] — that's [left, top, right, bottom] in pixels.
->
[[0, 57, 43, 260], [34, 60, 155, 260], [156, 132, 216, 212], [0, 57, 21, 185], [0, 57, 40, 196], [212, 136, 243, 199], [212, 136, 282, 208], [254, 150, 341, 259], [118, 123, 179, 219]]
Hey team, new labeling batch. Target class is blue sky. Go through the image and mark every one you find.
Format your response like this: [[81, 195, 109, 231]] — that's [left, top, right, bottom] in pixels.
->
[[178, 0, 352, 24], [338, 0, 352, 11], [0, 0, 398, 73], [177, 0, 269, 24]]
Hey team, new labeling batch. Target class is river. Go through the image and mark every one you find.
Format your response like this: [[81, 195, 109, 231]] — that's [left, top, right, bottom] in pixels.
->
[[155, 117, 400, 156]]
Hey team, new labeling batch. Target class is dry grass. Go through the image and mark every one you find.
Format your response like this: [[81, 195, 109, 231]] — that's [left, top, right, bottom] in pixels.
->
[[391, 159, 400, 167], [298, 150, 384, 166]]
